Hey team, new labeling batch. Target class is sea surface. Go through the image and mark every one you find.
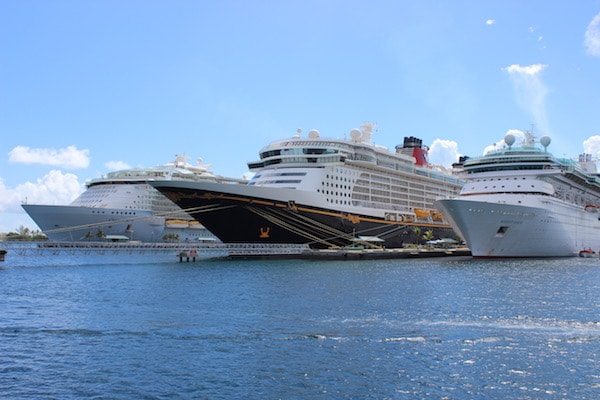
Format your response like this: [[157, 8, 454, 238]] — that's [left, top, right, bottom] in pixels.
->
[[1, 254, 600, 399]]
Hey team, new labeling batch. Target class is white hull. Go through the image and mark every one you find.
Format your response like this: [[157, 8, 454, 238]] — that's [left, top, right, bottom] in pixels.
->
[[436, 195, 600, 257], [22, 204, 165, 242]]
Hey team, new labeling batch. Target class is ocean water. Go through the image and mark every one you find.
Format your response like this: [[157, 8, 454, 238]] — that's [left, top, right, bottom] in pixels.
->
[[1, 256, 600, 399]]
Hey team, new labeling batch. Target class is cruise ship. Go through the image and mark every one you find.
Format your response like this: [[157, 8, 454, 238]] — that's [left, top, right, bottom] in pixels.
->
[[436, 132, 600, 257], [23, 156, 243, 242], [148, 124, 464, 249]]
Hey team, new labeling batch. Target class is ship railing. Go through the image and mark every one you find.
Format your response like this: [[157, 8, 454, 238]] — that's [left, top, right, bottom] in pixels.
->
[[224, 243, 309, 255], [24, 241, 309, 255]]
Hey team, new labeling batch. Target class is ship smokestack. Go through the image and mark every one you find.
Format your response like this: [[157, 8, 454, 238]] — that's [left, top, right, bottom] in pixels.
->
[[396, 136, 428, 166]]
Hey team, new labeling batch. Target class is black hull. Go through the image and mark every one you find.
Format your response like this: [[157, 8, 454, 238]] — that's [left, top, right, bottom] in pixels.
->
[[157, 188, 457, 249]]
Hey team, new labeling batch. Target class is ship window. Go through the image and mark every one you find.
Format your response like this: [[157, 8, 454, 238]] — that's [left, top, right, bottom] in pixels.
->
[[495, 226, 508, 237]]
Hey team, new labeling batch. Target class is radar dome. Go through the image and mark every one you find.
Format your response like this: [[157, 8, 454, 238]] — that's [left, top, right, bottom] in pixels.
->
[[308, 129, 320, 139], [540, 136, 551, 148], [350, 128, 362, 141], [504, 134, 516, 147]]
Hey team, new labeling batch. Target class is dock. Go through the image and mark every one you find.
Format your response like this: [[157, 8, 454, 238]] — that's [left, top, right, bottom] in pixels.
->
[[0, 241, 471, 266], [226, 246, 471, 260]]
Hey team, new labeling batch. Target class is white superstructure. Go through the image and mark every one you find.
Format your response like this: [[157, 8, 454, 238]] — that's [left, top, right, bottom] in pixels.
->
[[246, 125, 462, 220], [23, 156, 243, 242], [436, 132, 600, 257]]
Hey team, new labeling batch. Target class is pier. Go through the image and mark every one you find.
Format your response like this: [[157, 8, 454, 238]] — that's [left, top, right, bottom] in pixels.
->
[[0, 241, 471, 266], [225, 246, 471, 260]]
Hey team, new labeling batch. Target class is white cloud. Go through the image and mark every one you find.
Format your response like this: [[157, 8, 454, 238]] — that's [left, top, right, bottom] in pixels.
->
[[485, 19, 495, 26], [583, 135, 600, 155], [8, 145, 90, 169], [503, 64, 550, 135], [585, 12, 600, 56], [427, 139, 461, 168], [0, 170, 84, 213], [105, 160, 131, 171], [504, 64, 546, 75], [483, 129, 526, 155]]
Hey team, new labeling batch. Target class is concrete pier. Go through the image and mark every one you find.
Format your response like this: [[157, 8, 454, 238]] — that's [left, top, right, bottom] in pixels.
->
[[226, 247, 471, 260]]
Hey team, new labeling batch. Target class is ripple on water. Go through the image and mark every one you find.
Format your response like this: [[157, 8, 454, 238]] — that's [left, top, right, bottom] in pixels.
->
[[1, 257, 599, 398]]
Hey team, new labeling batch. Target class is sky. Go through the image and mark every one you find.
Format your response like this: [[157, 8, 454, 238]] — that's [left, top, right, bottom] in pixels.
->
[[1, 1, 600, 231]]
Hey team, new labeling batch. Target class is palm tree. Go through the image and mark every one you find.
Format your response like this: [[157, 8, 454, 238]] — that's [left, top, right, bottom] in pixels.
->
[[17, 225, 30, 237], [422, 230, 434, 242]]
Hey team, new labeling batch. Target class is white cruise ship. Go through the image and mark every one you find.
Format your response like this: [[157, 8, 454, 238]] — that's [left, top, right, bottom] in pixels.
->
[[436, 132, 600, 257], [148, 124, 464, 249], [23, 156, 243, 242]]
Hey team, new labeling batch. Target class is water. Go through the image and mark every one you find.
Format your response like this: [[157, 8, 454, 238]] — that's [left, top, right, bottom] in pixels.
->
[[1, 256, 600, 399]]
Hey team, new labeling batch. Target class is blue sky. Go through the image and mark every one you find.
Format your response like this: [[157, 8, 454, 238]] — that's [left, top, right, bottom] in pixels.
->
[[1, 1, 600, 231]]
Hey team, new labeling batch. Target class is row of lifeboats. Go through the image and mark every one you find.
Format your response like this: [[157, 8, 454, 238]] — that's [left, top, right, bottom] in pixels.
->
[[414, 209, 444, 222], [165, 219, 205, 229], [384, 209, 444, 223]]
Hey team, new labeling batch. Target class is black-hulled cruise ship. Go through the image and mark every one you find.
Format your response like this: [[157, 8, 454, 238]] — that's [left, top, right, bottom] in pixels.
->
[[149, 124, 464, 248]]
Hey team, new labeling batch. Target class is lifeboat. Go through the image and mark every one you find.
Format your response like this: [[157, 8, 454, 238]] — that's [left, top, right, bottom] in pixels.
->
[[188, 221, 205, 229], [402, 214, 415, 223], [165, 219, 189, 228], [584, 204, 600, 212], [431, 211, 444, 222], [414, 208, 431, 219], [578, 248, 596, 258]]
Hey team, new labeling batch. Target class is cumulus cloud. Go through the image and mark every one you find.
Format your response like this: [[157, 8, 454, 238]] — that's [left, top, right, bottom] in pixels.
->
[[583, 135, 600, 156], [585, 13, 600, 56], [427, 139, 461, 168], [105, 160, 131, 171], [485, 19, 495, 26], [483, 129, 526, 155], [503, 64, 550, 135], [504, 64, 546, 75], [8, 145, 90, 169], [0, 170, 84, 213]]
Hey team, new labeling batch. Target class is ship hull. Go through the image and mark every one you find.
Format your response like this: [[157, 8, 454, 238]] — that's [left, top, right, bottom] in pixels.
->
[[436, 197, 600, 257], [22, 204, 166, 242], [151, 181, 456, 249]]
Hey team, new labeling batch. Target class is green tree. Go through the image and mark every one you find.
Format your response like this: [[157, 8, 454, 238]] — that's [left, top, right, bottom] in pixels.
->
[[422, 230, 434, 242], [17, 225, 30, 237]]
